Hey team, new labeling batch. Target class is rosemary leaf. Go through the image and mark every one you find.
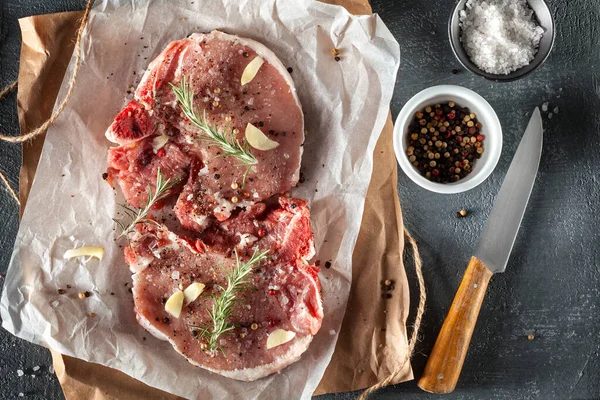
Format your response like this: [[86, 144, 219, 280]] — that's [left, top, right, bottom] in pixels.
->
[[191, 248, 269, 355], [169, 76, 257, 186], [114, 168, 178, 239]]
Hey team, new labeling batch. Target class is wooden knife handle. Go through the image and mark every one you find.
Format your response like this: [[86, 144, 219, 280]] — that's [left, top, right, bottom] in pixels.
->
[[417, 256, 493, 394]]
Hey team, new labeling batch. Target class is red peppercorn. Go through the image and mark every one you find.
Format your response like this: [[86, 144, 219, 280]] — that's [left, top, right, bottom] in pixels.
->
[[477, 134, 485, 141], [268, 289, 276, 296], [436, 109, 443, 116], [432, 169, 440, 176], [157, 148, 166, 157], [448, 112, 456, 120], [257, 228, 266, 237]]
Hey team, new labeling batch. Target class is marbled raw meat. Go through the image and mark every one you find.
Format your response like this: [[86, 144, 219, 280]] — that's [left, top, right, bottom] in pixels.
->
[[106, 31, 304, 229], [125, 198, 322, 381]]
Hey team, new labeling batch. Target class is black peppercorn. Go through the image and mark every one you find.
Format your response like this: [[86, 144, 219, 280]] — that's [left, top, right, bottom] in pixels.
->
[[405, 102, 484, 183], [163, 317, 170, 323]]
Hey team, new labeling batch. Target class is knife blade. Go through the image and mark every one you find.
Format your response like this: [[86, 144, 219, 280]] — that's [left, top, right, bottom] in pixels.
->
[[417, 108, 544, 394], [475, 107, 544, 273]]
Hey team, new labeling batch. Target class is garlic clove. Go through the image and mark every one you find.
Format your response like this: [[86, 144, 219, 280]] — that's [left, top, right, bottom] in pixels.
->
[[165, 290, 185, 318], [152, 135, 169, 153], [241, 56, 264, 86], [266, 329, 296, 349], [64, 246, 105, 261], [183, 282, 205, 304], [245, 123, 279, 151]]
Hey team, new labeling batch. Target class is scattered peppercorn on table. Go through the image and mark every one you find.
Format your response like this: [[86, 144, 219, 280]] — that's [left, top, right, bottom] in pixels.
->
[[1, 0, 599, 399]]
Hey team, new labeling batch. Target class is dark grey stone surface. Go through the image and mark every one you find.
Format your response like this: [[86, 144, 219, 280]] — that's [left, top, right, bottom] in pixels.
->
[[1, 0, 598, 399]]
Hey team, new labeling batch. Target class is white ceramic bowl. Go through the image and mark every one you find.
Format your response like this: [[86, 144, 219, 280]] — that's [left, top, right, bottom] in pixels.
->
[[393, 85, 502, 194]]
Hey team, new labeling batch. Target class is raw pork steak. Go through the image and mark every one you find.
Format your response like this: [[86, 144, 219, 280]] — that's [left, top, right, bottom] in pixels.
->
[[106, 31, 304, 229], [126, 197, 322, 381]]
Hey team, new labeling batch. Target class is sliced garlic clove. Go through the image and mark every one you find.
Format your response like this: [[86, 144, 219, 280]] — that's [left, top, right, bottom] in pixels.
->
[[245, 123, 279, 151], [183, 282, 205, 304], [266, 329, 296, 349], [152, 135, 169, 153], [241, 56, 264, 86], [165, 290, 185, 318], [64, 246, 105, 261]]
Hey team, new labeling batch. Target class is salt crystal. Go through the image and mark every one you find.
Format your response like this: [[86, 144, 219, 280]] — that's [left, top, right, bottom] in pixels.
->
[[542, 102, 549, 112], [459, 0, 545, 75], [32, 366, 40, 372], [49, 365, 55, 374], [171, 271, 180, 280], [18, 393, 24, 398], [548, 113, 553, 119], [553, 107, 559, 114], [17, 369, 24, 377], [329, 329, 336, 335]]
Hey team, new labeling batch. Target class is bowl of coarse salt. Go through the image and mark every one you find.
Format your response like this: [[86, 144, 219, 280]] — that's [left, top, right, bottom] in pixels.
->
[[449, 0, 555, 81]]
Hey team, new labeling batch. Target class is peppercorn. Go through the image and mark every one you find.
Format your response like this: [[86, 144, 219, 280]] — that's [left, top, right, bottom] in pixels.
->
[[456, 209, 468, 218], [251, 323, 258, 330], [78, 292, 86, 299], [58, 289, 65, 295], [527, 334, 535, 341], [405, 101, 484, 183]]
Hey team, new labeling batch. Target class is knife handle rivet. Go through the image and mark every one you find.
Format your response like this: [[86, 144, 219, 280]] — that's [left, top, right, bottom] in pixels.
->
[[473, 283, 478, 288]]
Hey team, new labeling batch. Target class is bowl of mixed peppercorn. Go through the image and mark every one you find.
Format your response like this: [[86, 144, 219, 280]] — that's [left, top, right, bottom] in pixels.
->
[[393, 85, 502, 194]]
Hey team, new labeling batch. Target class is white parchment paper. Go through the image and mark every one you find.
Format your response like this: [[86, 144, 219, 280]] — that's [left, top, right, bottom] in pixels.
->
[[1, 1, 400, 398]]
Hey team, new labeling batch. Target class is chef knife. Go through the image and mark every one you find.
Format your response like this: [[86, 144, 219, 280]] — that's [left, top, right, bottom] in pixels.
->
[[417, 108, 544, 394]]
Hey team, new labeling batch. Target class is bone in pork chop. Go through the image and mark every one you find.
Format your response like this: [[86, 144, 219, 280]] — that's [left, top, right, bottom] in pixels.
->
[[106, 31, 304, 230], [126, 197, 322, 381]]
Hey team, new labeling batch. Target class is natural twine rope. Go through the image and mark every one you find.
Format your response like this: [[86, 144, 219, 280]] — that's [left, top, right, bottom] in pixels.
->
[[0, 0, 93, 144], [0, 82, 19, 204], [0, 0, 93, 205], [0, 2, 427, 397], [0, 80, 17, 100], [0, 168, 19, 205], [359, 227, 426, 400]]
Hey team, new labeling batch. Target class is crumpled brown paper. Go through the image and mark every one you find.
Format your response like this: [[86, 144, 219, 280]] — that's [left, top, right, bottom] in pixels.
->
[[15, 1, 411, 397]]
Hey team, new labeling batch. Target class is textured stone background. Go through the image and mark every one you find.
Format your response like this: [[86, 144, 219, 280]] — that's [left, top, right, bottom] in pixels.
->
[[1, 0, 598, 399]]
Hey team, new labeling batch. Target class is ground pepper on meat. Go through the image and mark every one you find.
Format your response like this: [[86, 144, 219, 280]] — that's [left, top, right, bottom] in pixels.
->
[[406, 102, 485, 183]]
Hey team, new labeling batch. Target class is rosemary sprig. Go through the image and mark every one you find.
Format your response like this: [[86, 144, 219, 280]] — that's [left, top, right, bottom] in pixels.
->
[[192, 248, 269, 355], [114, 168, 178, 239], [169, 76, 257, 186]]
